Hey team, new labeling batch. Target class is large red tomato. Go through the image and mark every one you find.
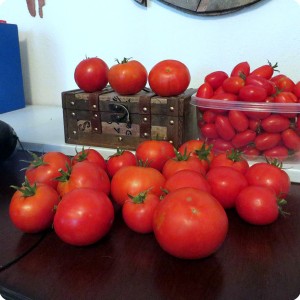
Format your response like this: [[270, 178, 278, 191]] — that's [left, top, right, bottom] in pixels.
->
[[25, 151, 71, 189], [245, 162, 291, 197], [9, 179, 60, 233], [74, 57, 109, 92], [53, 188, 114, 246], [110, 165, 166, 206], [153, 187, 228, 259], [108, 58, 147, 95], [72, 148, 107, 171], [148, 59, 190, 97], [56, 161, 110, 197], [135, 140, 175, 171]]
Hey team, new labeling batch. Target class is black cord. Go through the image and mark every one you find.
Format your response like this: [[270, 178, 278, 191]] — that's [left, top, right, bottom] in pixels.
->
[[0, 230, 49, 272]]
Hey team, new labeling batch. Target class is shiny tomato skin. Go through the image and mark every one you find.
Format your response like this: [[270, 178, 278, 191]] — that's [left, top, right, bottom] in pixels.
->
[[25, 152, 71, 189], [222, 76, 245, 94], [74, 57, 109, 92], [271, 74, 295, 92], [206, 166, 248, 209], [163, 169, 211, 194], [202, 110, 218, 123], [111, 165, 166, 206], [255, 133, 281, 151], [9, 183, 60, 233], [274, 91, 298, 104], [281, 129, 300, 151], [205, 71, 229, 90], [106, 149, 137, 178], [148, 60, 190, 97], [244, 110, 271, 120], [122, 192, 160, 234], [211, 138, 234, 153], [245, 75, 275, 96], [239, 85, 267, 102], [293, 81, 300, 98], [215, 115, 235, 141], [72, 148, 107, 171], [135, 140, 175, 171], [196, 82, 214, 99], [250, 62, 277, 79], [235, 186, 279, 225], [57, 161, 110, 197], [231, 129, 257, 149], [108, 59, 147, 95], [211, 92, 238, 101], [153, 187, 228, 259], [261, 114, 290, 133], [200, 123, 219, 139], [228, 110, 249, 132], [162, 155, 206, 179], [263, 146, 289, 161], [53, 188, 114, 246], [245, 162, 291, 197], [230, 61, 250, 77]]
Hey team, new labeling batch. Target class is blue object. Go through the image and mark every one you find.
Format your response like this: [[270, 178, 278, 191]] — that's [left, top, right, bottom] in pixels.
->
[[0, 23, 25, 113]]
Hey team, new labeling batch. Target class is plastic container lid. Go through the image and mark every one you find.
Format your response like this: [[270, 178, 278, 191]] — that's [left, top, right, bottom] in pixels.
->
[[191, 94, 300, 114]]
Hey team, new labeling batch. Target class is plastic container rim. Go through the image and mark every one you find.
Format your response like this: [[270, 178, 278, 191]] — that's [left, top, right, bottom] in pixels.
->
[[191, 94, 300, 113]]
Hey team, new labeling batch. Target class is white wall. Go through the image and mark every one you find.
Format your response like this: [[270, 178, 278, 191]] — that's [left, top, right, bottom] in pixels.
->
[[1, 0, 300, 106]]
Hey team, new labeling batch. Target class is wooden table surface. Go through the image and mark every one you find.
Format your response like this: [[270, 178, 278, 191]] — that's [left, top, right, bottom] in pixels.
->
[[0, 150, 300, 300]]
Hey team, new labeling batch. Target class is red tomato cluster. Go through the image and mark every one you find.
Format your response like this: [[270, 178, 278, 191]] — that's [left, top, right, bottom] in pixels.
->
[[9, 140, 291, 259], [195, 61, 300, 161], [74, 57, 190, 97]]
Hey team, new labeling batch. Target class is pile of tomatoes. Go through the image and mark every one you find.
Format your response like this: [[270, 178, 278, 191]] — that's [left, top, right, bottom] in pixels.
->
[[195, 61, 300, 160], [9, 139, 291, 260], [74, 57, 191, 97]]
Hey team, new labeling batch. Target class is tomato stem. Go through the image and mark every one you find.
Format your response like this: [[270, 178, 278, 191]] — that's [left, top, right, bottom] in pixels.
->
[[115, 57, 132, 64], [11, 177, 37, 197]]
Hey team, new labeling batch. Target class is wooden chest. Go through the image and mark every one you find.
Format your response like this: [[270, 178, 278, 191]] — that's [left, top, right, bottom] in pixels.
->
[[62, 87, 198, 151]]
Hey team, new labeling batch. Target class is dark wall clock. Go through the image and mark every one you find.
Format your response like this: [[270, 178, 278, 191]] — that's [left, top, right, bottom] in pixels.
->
[[134, 0, 265, 16]]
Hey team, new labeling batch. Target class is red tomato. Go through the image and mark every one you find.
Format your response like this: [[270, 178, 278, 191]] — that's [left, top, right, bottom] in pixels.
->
[[261, 114, 290, 133], [206, 166, 248, 209], [162, 153, 206, 179], [211, 138, 234, 153], [230, 61, 250, 77], [248, 118, 261, 131], [108, 58, 147, 95], [228, 110, 249, 132], [178, 139, 214, 171], [110, 165, 166, 206], [25, 151, 71, 189], [196, 82, 214, 99], [222, 76, 245, 94], [245, 75, 275, 96], [263, 146, 289, 161], [235, 186, 283, 225], [199, 123, 219, 139], [250, 61, 278, 79], [244, 110, 271, 120], [202, 109, 217, 123], [135, 140, 175, 171], [293, 81, 300, 98], [56, 161, 110, 197], [163, 169, 211, 194], [254, 133, 281, 151], [153, 187, 228, 259], [9, 179, 60, 233], [74, 57, 109, 92], [106, 148, 136, 178], [209, 149, 249, 174], [211, 92, 238, 101], [215, 115, 235, 141], [72, 148, 106, 171], [205, 71, 229, 90], [239, 85, 267, 102], [53, 188, 114, 246], [245, 162, 291, 197], [281, 129, 300, 151], [122, 190, 160, 234], [231, 129, 257, 150], [148, 60, 190, 97], [274, 91, 298, 104], [271, 74, 295, 92]]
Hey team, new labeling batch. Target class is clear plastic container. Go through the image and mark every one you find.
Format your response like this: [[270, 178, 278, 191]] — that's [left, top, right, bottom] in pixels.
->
[[190, 95, 300, 162]]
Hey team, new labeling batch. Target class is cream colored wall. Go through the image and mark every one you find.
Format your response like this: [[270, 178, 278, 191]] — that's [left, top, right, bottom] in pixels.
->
[[1, 0, 300, 106]]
